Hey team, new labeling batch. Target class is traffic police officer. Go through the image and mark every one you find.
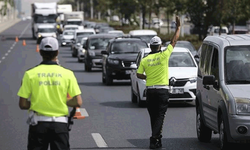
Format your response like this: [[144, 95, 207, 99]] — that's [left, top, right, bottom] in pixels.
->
[[18, 37, 83, 150], [137, 16, 181, 149]]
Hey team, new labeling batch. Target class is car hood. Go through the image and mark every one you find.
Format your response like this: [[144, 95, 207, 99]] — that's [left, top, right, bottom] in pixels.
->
[[108, 54, 138, 61], [168, 67, 197, 79], [62, 35, 74, 39], [40, 33, 56, 37], [227, 85, 250, 98]]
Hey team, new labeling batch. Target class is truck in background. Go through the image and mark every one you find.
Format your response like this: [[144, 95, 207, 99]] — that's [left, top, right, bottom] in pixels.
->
[[31, 2, 57, 39], [63, 11, 84, 30], [57, 4, 72, 34]]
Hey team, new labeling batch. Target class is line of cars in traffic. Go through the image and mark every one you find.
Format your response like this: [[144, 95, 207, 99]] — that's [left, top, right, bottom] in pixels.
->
[[58, 22, 199, 108]]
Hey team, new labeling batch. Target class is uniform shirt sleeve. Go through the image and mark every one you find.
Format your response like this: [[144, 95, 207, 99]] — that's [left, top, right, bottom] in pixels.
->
[[137, 60, 144, 74], [68, 72, 81, 97], [162, 44, 174, 58], [17, 72, 31, 99]]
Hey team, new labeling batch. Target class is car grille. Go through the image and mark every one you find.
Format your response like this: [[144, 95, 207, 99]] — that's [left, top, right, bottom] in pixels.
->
[[122, 61, 134, 67], [173, 79, 188, 87], [169, 92, 192, 98]]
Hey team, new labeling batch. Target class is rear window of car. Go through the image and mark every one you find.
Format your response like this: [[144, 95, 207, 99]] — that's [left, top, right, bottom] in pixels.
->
[[111, 41, 148, 54], [77, 32, 94, 36], [88, 38, 113, 50], [169, 52, 196, 67]]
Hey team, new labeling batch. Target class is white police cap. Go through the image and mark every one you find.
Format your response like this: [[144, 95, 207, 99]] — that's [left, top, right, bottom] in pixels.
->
[[150, 36, 162, 45], [39, 37, 59, 51]]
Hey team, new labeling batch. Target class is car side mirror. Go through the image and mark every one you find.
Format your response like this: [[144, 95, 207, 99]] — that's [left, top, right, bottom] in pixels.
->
[[203, 75, 215, 90], [101, 51, 108, 55], [130, 63, 137, 69]]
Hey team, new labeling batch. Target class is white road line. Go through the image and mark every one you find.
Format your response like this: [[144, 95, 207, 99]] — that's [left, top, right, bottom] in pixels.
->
[[19, 23, 30, 38], [8, 50, 11, 53], [10, 47, 13, 49], [80, 108, 89, 117], [5, 53, 8, 56], [2, 57, 5, 60], [0, 61, 1, 63], [91, 133, 108, 148]]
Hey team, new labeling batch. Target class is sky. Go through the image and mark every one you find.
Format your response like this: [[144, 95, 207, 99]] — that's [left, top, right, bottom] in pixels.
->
[[21, 0, 60, 16]]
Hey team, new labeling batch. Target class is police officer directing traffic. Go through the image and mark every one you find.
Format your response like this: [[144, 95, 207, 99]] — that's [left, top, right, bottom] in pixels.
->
[[18, 37, 83, 150], [137, 16, 181, 149]]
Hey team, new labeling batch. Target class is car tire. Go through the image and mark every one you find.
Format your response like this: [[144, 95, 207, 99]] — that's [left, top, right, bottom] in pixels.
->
[[131, 86, 137, 103], [196, 105, 212, 142], [85, 62, 91, 72], [105, 71, 113, 85], [102, 71, 106, 84], [78, 57, 82, 62], [137, 85, 144, 107], [219, 115, 230, 150]]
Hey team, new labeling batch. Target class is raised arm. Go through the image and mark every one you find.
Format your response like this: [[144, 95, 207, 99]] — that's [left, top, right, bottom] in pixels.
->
[[170, 16, 181, 48]]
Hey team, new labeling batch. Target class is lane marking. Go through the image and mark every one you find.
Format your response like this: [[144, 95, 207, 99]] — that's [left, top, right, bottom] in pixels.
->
[[2, 57, 5, 60], [80, 108, 89, 117], [8, 50, 11, 53], [19, 23, 30, 38], [5, 53, 8, 56], [0, 60, 1, 63], [91, 133, 108, 148]]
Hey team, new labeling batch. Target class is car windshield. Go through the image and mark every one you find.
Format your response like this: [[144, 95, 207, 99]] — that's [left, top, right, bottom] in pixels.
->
[[67, 21, 82, 25], [88, 38, 112, 50], [38, 28, 55, 33], [77, 32, 94, 36], [132, 35, 155, 43], [165, 42, 196, 52], [144, 51, 195, 67], [65, 27, 78, 30], [35, 15, 56, 23], [225, 46, 250, 84], [214, 28, 227, 33], [64, 31, 74, 35], [111, 41, 148, 54]]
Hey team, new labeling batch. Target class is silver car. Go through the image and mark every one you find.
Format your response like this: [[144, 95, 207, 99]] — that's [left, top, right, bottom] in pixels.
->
[[60, 30, 74, 46], [196, 34, 250, 149], [77, 37, 88, 62]]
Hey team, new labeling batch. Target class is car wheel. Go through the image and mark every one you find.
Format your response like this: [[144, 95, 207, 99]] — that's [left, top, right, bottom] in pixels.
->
[[219, 116, 230, 150], [102, 71, 106, 84], [196, 105, 212, 142], [78, 57, 82, 62], [105, 71, 113, 85], [131, 86, 137, 103], [137, 85, 144, 107], [85, 62, 91, 72]]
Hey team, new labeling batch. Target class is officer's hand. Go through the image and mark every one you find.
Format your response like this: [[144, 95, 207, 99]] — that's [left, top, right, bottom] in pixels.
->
[[176, 16, 181, 28]]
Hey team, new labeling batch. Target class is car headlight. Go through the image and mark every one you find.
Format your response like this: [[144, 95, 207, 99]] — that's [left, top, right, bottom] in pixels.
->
[[236, 98, 250, 114], [89, 51, 95, 56], [38, 34, 41, 37], [189, 77, 197, 83], [81, 49, 86, 53], [108, 58, 119, 65]]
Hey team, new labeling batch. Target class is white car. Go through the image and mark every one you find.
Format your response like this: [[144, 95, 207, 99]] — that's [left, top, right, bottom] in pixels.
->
[[60, 30, 75, 46], [63, 24, 79, 31], [77, 37, 88, 62], [108, 30, 124, 37], [36, 24, 57, 39], [130, 47, 198, 106]]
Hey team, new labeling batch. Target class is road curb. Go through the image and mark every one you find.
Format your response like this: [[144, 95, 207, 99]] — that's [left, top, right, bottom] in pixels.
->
[[0, 19, 21, 34]]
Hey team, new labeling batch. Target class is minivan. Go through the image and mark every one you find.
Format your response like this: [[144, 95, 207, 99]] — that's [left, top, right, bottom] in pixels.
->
[[196, 34, 250, 149], [129, 29, 157, 45]]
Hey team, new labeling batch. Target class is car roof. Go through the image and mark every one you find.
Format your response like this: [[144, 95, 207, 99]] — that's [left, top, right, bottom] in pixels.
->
[[37, 24, 54, 28], [142, 47, 191, 54], [64, 25, 79, 27], [204, 34, 250, 47], [110, 37, 148, 42], [108, 30, 124, 33], [63, 30, 75, 33], [129, 30, 157, 35], [87, 34, 117, 39], [75, 29, 95, 32]]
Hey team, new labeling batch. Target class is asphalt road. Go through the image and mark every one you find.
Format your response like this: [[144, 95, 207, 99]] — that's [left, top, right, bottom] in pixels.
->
[[1, 20, 249, 150]]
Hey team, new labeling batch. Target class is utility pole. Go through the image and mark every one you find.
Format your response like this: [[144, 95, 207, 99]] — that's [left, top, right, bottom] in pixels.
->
[[90, 0, 93, 19]]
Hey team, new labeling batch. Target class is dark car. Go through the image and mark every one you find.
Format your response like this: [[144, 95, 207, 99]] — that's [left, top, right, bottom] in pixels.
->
[[164, 40, 197, 56], [101, 37, 149, 85], [84, 34, 117, 71]]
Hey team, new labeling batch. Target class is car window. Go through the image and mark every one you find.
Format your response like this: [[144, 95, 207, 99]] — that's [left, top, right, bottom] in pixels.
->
[[204, 45, 213, 74], [88, 38, 112, 50], [77, 32, 94, 36], [175, 43, 196, 52], [169, 52, 196, 67], [210, 48, 219, 89], [131, 35, 155, 43], [38, 28, 55, 33], [225, 46, 250, 83], [110, 41, 148, 54], [64, 31, 74, 35]]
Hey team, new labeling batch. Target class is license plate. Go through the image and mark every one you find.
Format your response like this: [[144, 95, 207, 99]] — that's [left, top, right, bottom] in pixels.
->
[[172, 88, 184, 94], [125, 70, 131, 74]]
